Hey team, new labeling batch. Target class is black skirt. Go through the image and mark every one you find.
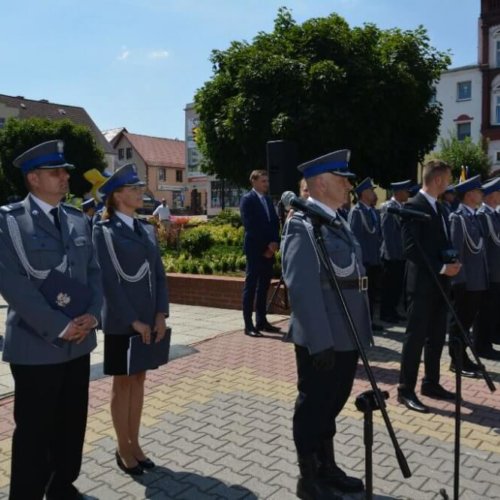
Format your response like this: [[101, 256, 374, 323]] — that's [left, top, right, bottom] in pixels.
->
[[104, 333, 135, 376]]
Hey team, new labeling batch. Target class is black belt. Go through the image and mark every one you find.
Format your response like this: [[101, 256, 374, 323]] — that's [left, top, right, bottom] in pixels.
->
[[338, 277, 369, 291]]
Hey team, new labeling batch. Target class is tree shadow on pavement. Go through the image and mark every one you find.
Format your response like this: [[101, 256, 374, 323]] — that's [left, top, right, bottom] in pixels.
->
[[131, 465, 257, 499]]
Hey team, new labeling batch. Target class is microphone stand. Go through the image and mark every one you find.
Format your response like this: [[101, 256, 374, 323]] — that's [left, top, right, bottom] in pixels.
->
[[310, 218, 411, 499], [396, 214, 496, 500]]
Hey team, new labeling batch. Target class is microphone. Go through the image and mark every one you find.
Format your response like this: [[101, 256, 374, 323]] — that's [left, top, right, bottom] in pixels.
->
[[281, 191, 343, 229], [387, 206, 431, 221]]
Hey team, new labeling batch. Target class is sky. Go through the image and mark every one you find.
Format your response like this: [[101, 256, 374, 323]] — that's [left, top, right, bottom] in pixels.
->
[[1, 0, 481, 140]]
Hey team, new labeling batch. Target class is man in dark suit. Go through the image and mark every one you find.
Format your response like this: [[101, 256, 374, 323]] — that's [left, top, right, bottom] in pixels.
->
[[398, 160, 461, 413], [0, 140, 102, 499], [240, 169, 281, 336]]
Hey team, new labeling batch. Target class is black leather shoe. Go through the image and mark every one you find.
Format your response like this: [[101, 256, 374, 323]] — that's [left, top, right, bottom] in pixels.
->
[[116, 451, 143, 476], [476, 348, 500, 361], [421, 383, 455, 400], [244, 326, 263, 337], [256, 322, 281, 333], [449, 362, 480, 378], [397, 392, 429, 413], [319, 464, 364, 493], [136, 456, 156, 469]]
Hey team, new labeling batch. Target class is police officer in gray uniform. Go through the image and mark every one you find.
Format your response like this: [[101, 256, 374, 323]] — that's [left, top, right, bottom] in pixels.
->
[[474, 178, 500, 360], [449, 175, 488, 378], [379, 180, 412, 323], [93, 163, 169, 476], [281, 150, 372, 500], [348, 177, 383, 331], [0, 140, 102, 500]]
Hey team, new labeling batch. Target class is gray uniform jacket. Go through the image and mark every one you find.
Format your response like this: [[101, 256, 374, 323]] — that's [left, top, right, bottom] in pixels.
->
[[0, 196, 102, 365], [449, 204, 488, 291], [281, 210, 373, 354], [93, 215, 168, 335], [380, 199, 404, 261], [477, 204, 500, 284], [348, 203, 381, 266]]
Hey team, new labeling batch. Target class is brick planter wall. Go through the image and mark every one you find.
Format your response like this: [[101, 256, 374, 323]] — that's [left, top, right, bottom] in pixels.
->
[[167, 273, 290, 314]]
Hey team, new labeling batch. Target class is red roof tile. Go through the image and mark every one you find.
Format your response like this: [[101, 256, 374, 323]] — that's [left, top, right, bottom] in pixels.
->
[[124, 132, 185, 168]]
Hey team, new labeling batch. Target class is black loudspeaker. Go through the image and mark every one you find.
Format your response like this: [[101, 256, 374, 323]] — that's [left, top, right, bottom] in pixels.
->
[[266, 140, 299, 198]]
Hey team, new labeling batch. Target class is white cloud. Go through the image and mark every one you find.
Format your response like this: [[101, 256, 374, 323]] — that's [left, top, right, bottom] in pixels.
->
[[117, 47, 130, 61], [148, 50, 169, 59]]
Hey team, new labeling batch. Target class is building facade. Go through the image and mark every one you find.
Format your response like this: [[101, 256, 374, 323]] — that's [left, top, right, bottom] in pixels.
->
[[435, 0, 500, 168], [0, 94, 116, 170], [110, 129, 186, 208], [184, 103, 245, 216]]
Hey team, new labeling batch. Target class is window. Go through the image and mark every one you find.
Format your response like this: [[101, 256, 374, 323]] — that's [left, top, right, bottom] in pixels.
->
[[158, 168, 166, 181], [457, 81, 471, 101], [496, 95, 500, 124], [457, 122, 471, 141], [176, 170, 183, 182], [126, 147, 132, 159], [118, 148, 124, 160], [496, 40, 500, 68], [496, 152, 500, 162]]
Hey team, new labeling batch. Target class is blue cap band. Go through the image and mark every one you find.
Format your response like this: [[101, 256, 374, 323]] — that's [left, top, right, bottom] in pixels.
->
[[100, 171, 142, 195], [303, 160, 349, 179], [21, 152, 65, 173]]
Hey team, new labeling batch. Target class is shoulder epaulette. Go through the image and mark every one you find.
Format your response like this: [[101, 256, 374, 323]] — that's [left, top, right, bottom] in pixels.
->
[[0, 201, 24, 213], [62, 203, 82, 213]]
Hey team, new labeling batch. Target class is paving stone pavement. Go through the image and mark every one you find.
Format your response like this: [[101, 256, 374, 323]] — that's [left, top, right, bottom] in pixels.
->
[[0, 316, 499, 499]]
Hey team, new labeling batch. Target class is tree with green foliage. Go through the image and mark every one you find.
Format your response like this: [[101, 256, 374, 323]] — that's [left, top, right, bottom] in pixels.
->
[[0, 117, 107, 203], [194, 7, 450, 187], [428, 135, 492, 180]]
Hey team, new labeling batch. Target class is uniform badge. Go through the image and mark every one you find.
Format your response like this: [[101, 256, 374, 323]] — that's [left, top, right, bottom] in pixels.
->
[[32, 210, 39, 216], [56, 292, 71, 308]]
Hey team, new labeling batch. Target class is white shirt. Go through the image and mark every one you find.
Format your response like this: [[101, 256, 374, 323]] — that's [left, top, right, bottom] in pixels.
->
[[153, 204, 171, 220], [29, 193, 59, 225], [419, 189, 438, 212], [308, 196, 338, 218], [115, 210, 135, 230], [462, 204, 475, 216]]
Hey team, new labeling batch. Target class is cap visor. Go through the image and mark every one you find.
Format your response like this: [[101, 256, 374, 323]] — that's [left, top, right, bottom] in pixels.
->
[[38, 162, 75, 170], [332, 170, 356, 179], [124, 181, 146, 187]]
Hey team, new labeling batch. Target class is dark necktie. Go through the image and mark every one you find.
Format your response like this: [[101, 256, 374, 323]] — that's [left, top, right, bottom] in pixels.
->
[[435, 202, 449, 242], [50, 207, 61, 232], [369, 208, 377, 225], [133, 219, 142, 236]]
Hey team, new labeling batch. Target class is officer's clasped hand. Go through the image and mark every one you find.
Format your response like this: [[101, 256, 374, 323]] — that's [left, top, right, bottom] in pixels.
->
[[312, 347, 336, 371]]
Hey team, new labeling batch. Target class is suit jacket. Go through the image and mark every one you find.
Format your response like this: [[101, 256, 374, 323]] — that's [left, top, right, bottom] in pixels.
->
[[449, 204, 488, 291], [0, 196, 102, 365], [402, 192, 453, 295], [477, 204, 500, 284], [348, 203, 381, 266], [281, 206, 373, 354], [240, 190, 280, 257], [93, 215, 168, 335], [380, 199, 404, 261]]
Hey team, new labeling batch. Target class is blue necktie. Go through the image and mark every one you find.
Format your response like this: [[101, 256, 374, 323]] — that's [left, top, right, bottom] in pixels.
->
[[260, 197, 270, 220]]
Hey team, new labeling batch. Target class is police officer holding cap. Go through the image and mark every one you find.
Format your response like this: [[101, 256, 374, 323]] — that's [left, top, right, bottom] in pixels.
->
[[0, 140, 102, 500]]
